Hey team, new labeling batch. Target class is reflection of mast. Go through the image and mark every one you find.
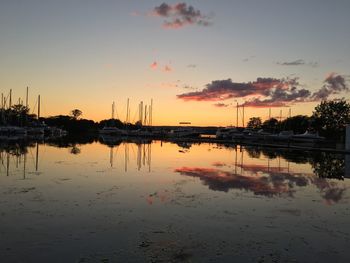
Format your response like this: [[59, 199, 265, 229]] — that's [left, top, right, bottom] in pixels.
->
[[23, 153, 27, 179], [236, 102, 239, 127], [124, 143, 129, 172], [137, 144, 142, 170], [109, 147, 114, 167], [6, 152, 10, 177], [240, 145, 243, 175], [147, 143, 151, 172], [234, 145, 238, 175], [35, 142, 39, 172], [242, 104, 245, 127], [278, 156, 281, 171], [143, 144, 146, 166]]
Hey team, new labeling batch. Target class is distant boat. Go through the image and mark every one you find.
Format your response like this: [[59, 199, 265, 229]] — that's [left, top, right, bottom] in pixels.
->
[[26, 127, 45, 135], [216, 127, 240, 139], [269, 130, 294, 142], [0, 126, 27, 136], [244, 129, 272, 141], [168, 127, 200, 138], [291, 131, 325, 143]]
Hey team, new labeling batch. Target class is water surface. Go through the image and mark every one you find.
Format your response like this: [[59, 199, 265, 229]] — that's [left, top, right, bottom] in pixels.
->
[[0, 139, 349, 262]]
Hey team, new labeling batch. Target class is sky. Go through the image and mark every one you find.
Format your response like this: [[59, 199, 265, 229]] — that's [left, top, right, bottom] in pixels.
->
[[0, 0, 349, 126]]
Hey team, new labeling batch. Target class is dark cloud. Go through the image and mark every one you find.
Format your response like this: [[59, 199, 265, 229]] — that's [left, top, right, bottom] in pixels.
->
[[244, 86, 311, 108], [277, 59, 319, 67], [174, 166, 346, 203], [177, 74, 349, 108], [154, 3, 172, 16], [152, 2, 211, 29], [174, 166, 300, 196], [277, 59, 305, 66], [177, 77, 297, 103], [311, 73, 349, 100]]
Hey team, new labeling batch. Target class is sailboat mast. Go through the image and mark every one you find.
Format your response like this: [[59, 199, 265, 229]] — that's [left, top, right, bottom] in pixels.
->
[[112, 101, 115, 119], [26, 87, 29, 108], [126, 98, 129, 124], [9, 89, 12, 108], [144, 105, 148, 125], [150, 99, 153, 126], [38, 95, 41, 119]]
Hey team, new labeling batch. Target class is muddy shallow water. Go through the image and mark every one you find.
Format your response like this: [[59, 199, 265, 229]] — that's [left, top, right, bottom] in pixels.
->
[[0, 140, 349, 262]]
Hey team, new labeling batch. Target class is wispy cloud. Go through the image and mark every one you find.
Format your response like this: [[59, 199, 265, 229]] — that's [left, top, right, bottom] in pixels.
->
[[162, 64, 172, 72], [151, 2, 212, 29], [242, 55, 256, 62], [149, 61, 173, 73], [213, 102, 229, 108], [187, 64, 197, 68], [277, 59, 319, 68]]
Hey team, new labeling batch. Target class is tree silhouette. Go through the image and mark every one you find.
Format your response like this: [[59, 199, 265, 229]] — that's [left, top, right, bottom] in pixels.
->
[[247, 117, 262, 129], [70, 109, 82, 120], [312, 99, 350, 137]]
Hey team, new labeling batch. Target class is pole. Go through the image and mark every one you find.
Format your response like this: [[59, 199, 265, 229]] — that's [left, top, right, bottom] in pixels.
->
[[9, 89, 12, 108], [140, 101, 143, 125], [280, 109, 282, 122], [38, 95, 41, 119], [26, 86, 29, 108], [150, 99, 153, 126], [269, 108, 271, 119]]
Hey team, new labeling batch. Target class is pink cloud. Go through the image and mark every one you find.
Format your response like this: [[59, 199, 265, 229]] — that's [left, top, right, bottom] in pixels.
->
[[163, 65, 172, 72], [150, 61, 158, 70]]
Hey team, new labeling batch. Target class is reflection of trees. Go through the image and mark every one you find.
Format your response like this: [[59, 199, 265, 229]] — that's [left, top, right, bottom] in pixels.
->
[[70, 145, 81, 155], [238, 146, 345, 179], [311, 152, 345, 180], [0, 141, 33, 156], [245, 147, 261, 159]]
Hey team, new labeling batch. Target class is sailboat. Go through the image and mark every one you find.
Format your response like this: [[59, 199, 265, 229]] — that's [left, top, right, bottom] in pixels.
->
[[99, 101, 126, 136]]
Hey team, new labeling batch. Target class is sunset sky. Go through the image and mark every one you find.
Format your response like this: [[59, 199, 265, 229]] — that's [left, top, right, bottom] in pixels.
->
[[0, 0, 349, 126]]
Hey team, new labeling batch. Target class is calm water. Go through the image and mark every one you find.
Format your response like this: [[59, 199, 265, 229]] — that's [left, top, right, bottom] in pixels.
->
[[0, 139, 350, 262]]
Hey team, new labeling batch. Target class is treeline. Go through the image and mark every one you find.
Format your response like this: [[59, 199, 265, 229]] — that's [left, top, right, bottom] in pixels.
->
[[2, 99, 350, 139], [247, 99, 350, 139], [42, 115, 141, 134], [0, 106, 139, 134]]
